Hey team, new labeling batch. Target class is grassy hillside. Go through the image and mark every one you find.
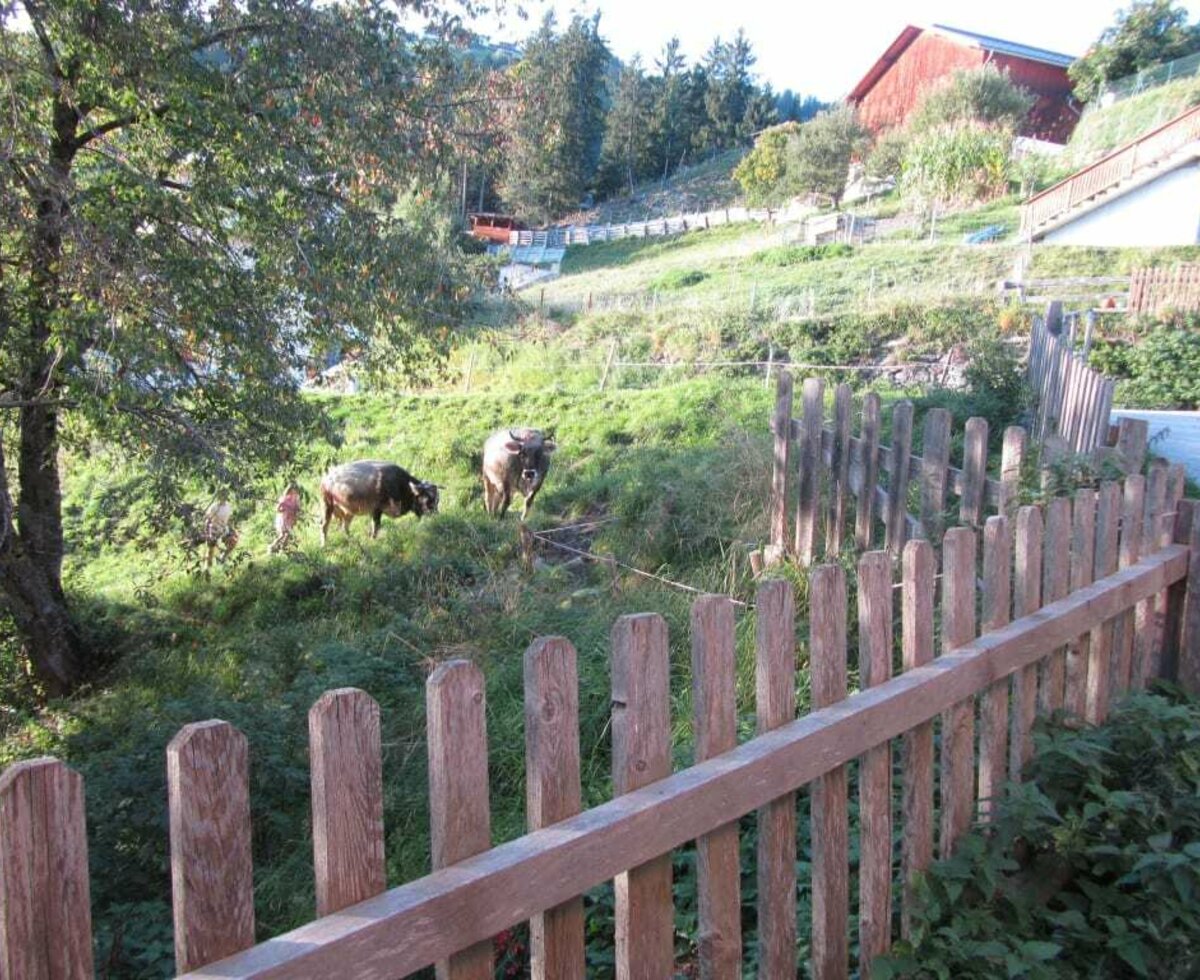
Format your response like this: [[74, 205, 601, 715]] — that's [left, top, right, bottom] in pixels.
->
[[1064, 76, 1200, 170]]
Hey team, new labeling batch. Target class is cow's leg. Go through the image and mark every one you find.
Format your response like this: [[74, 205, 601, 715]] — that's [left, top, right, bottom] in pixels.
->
[[321, 500, 334, 546], [371, 510, 382, 538], [498, 488, 511, 518], [521, 487, 542, 521]]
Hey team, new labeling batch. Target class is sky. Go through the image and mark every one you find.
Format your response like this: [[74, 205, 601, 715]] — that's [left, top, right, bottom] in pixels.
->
[[470, 0, 1200, 100]]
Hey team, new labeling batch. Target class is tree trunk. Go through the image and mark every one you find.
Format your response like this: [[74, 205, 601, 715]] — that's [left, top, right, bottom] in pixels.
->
[[0, 426, 85, 697], [0, 87, 89, 695]]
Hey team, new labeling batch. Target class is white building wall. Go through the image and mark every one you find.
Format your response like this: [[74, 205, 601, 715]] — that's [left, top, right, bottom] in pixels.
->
[[1043, 163, 1200, 247]]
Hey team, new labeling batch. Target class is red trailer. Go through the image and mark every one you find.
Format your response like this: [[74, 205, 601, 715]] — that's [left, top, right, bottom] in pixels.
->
[[467, 213, 525, 245]]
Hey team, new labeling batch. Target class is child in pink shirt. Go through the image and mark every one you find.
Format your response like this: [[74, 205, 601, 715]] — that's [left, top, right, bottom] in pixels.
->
[[269, 483, 302, 554]]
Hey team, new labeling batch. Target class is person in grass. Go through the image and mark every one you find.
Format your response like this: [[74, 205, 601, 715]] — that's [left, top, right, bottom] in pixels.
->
[[269, 483, 302, 554]]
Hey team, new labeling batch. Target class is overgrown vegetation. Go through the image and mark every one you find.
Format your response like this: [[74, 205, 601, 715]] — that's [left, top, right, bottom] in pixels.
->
[[1090, 320, 1200, 408], [877, 689, 1200, 979]]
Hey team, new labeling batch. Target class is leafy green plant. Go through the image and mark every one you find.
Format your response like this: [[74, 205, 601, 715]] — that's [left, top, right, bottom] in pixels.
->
[[650, 268, 709, 290], [875, 689, 1200, 979], [749, 243, 853, 266]]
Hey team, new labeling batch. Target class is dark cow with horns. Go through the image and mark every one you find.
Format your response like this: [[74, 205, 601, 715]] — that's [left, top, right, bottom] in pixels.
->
[[319, 460, 439, 544], [481, 427, 556, 519]]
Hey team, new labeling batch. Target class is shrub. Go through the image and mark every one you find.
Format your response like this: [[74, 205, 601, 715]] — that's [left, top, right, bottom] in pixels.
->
[[909, 64, 1035, 133], [733, 122, 800, 205], [866, 128, 909, 181], [784, 103, 869, 206], [748, 242, 853, 266], [875, 689, 1200, 979], [1091, 327, 1200, 408], [650, 268, 708, 290]]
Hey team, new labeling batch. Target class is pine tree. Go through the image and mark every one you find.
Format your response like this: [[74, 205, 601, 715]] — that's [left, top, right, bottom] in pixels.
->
[[598, 56, 658, 195], [654, 37, 688, 181]]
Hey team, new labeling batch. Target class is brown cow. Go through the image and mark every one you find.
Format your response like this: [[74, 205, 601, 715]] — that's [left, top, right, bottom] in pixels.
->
[[319, 460, 439, 544]]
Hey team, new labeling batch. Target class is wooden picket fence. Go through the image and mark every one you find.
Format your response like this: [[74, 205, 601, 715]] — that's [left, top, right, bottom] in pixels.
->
[[5, 491, 1200, 978], [1128, 263, 1200, 315], [1028, 308, 1117, 453]]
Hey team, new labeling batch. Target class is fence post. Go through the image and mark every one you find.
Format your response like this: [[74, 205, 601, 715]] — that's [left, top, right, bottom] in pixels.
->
[[1065, 490, 1097, 719], [826, 384, 852, 557], [1086, 482, 1123, 724], [960, 418, 989, 527], [1010, 507, 1043, 781], [856, 393, 881, 550], [920, 409, 951, 542], [1116, 417, 1149, 476], [1136, 461, 1169, 684], [1177, 503, 1200, 694], [1000, 427, 1027, 528], [0, 758, 94, 979], [795, 377, 826, 564], [763, 343, 774, 391], [755, 579, 797, 979], [857, 552, 893, 974], [309, 689, 385, 917], [979, 516, 1011, 822], [1114, 475, 1146, 695], [598, 338, 619, 392], [886, 401, 914, 555], [691, 597, 741, 979], [1040, 497, 1072, 715], [769, 371, 794, 562], [810, 565, 849, 980], [168, 720, 255, 974], [940, 528, 977, 857], [612, 614, 673, 979], [524, 638, 585, 980], [901, 540, 935, 939], [427, 661, 493, 980]]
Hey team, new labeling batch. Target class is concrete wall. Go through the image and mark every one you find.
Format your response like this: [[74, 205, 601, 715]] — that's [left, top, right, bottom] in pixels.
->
[[1043, 162, 1200, 246]]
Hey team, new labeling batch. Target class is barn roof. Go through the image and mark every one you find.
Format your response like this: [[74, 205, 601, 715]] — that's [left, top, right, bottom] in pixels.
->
[[848, 24, 1076, 102]]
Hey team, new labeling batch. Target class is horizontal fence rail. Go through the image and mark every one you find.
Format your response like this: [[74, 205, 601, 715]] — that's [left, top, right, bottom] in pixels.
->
[[4, 490, 1200, 979]]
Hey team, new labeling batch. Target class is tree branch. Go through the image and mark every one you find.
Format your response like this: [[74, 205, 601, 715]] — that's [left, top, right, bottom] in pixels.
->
[[74, 102, 170, 150]]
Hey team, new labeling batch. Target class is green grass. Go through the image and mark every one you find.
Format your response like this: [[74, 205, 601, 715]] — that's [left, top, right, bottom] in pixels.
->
[[1064, 76, 1200, 169]]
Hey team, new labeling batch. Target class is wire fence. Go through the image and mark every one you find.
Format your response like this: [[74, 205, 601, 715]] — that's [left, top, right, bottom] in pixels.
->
[[1102, 50, 1200, 104]]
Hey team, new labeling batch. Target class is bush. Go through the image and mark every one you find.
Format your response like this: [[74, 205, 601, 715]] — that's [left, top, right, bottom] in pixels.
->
[[901, 121, 1014, 206], [733, 122, 800, 205], [650, 268, 708, 290], [784, 103, 869, 206], [1091, 327, 1200, 408], [748, 242, 853, 266], [909, 64, 1035, 133], [875, 689, 1200, 979], [866, 128, 909, 181]]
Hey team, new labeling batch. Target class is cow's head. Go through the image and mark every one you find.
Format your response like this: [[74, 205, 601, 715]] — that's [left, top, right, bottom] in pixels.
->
[[410, 480, 440, 517], [505, 430, 556, 489]]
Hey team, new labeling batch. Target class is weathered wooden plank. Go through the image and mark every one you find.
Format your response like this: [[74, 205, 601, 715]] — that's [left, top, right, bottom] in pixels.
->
[[428, 661, 493, 980], [1157, 469, 1189, 679], [309, 689, 385, 918], [755, 580, 797, 980], [770, 371, 794, 553], [1039, 496, 1072, 715], [920, 409, 952, 542], [856, 552, 893, 975], [826, 384, 853, 556], [960, 417, 989, 527], [856, 393, 881, 550], [940, 528, 977, 858], [795, 378, 826, 564], [1086, 482, 1122, 724], [1116, 417, 1148, 476], [886, 401, 914, 555], [1136, 462, 1169, 685], [810, 565, 849, 980], [1180, 509, 1200, 696], [691, 597, 741, 980], [180, 546, 1191, 980], [0, 759, 93, 980], [524, 639, 585, 980], [1065, 490, 1096, 720], [979, 516, 1011, 822], [168, 720, 255, 974], [612, 614, 673, 980], [901, 539, 935, 940], [1113, 475, 1146, 696], [1010, 507, 1043, 781], [1000, 427, 1027, 528]]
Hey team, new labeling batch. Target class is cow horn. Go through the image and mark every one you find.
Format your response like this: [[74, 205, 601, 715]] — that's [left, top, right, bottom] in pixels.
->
[[508, 428, 520, 443]]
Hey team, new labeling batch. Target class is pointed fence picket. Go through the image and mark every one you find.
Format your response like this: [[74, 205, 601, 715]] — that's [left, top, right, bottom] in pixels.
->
[[4, 481, 1200, 980]]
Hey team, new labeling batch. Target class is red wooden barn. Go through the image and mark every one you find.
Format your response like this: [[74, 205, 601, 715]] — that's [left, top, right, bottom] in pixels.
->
[[848, 24, 1079, 144]]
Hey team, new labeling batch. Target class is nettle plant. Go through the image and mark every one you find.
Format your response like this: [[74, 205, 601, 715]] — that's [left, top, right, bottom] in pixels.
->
[[875, 689, 1200, 980]]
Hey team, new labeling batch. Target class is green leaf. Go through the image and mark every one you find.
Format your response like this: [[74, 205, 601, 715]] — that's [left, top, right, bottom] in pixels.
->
[[1020, 941, 1061, 961]]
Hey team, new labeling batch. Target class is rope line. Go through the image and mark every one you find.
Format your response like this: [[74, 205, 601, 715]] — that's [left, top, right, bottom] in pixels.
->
[[529, 530, 753, 609]]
